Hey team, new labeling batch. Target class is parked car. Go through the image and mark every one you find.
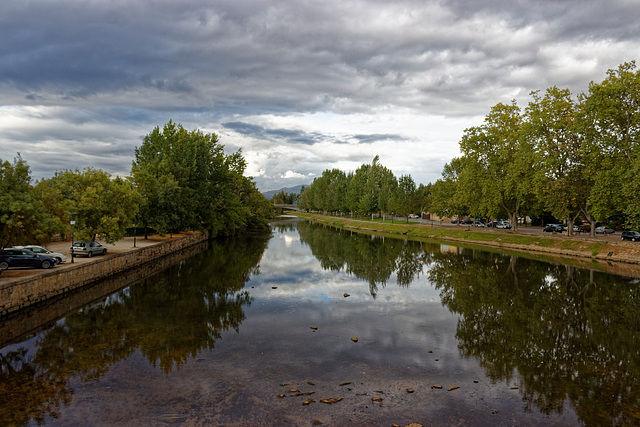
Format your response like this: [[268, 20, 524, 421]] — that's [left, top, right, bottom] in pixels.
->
[[474, 220, 485, 227], [496, 221, 512, 229], [13, 245, 67, 264], [408, 214, 419, 219], [595, 226, 614, 234], [0, 249, 57, 270], [578, 224, 591, 233], [71, 241, 107, 257], [543, 224, 563, 233], [621, 231, 640, 241]]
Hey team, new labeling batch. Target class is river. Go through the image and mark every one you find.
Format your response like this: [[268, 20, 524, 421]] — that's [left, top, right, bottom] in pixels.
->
[[1, 217, 639, 426]]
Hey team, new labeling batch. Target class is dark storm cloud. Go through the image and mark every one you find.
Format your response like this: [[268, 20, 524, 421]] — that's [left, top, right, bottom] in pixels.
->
[[1, 0, 639, 190]]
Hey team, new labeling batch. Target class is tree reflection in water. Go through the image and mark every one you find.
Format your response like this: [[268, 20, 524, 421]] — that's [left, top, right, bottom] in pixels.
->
[[427, 250, 640, 425], [0, 235, 268, 426], [2, 220, 640, 426], [300, 220, 640, 424]]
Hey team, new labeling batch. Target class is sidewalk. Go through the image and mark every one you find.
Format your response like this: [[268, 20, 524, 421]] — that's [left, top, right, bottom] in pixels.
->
[[0, 234, 190, 284]]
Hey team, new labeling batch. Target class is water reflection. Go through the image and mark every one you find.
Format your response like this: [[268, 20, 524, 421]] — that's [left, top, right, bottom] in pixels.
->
[[1, 219, 639, 425], [428, 250, 640, 425], [299, 221, 640, 425], [297, 221, 435, 296], [0, 235, 268, 426]]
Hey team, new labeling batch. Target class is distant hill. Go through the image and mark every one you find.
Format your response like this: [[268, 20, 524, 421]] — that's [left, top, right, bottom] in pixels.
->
[[262, 184, 307, 200]]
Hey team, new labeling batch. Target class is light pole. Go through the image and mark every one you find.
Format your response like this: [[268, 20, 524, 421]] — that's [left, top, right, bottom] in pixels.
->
[[70, 211, 76, 263]]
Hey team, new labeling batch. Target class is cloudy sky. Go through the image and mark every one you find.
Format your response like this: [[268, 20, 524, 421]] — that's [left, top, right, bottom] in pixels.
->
[[1, 0, 638, 191]]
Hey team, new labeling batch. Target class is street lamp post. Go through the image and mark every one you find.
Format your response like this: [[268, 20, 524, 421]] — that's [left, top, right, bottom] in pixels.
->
[[70, 212, 76, 263]]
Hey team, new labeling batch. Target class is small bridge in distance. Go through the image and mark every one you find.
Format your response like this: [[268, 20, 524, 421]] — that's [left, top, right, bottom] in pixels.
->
[[273, 204, 303, 211]]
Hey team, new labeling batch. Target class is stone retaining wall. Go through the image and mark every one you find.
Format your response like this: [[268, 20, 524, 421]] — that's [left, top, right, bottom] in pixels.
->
[[0, 232, 208, 314]]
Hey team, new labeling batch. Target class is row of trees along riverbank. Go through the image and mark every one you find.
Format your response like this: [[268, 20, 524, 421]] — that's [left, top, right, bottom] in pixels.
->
[[0, 121, 272, 249], [297, 61, 640, 236]]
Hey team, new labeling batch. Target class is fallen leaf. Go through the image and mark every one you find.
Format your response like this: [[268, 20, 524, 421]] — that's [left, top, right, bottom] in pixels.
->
[[448, 385, 460, 391], [294, 392, 315, 396], [372, 397, 383, 402], [272, 286, 278, 289], [313, 420, 323, 425], [310, 326, 318, 330], [302, 398, 315, 405], [343, 293, 350, 297], [279, 383, 289, 387], [287, 389, 300, 393], [431, 385, 442, 389], [277, 394, 285, 399], [320, 398, 343, 404], [339, 382, 352, 386], [351, 337, 358, 342], [405, 424, 424, 427], [307, 382, 315, 385], [510, 387, 518, 390], [375, 390, 384, 394], [406, 388, 414, 393]]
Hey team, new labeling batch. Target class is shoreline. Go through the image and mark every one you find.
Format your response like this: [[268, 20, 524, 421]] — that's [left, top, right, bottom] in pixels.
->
[[0, 232, 208, 314], [291, 212, 640, 277]]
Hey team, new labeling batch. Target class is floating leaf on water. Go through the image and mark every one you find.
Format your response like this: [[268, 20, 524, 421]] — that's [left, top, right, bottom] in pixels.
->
[[448, 385, 460, 391], [406, 388, 414, 393], [320, 398, 343, 404], [343, 293, 350, 297], [431, 385, 442, 389], [302, 398, 315, 405], [339, 382, 352, 386], [351, 337, 358, 342]]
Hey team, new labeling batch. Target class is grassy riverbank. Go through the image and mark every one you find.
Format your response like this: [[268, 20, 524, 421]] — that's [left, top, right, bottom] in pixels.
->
[[290, 212, 640, 271]]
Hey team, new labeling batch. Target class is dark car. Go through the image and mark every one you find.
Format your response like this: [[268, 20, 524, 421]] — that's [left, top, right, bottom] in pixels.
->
[[0, 249, 57, 270], [71, 241, 107, 257], [543, 224, 563, 233], [621, 231, 640, 241]]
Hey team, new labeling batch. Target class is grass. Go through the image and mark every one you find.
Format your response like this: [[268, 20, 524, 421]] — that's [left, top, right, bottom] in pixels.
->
[[290, 212, 619, 259]]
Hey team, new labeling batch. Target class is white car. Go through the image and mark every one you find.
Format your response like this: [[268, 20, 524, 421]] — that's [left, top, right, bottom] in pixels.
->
[[13, 245, 67, 264], [595, 226, 614, 234]]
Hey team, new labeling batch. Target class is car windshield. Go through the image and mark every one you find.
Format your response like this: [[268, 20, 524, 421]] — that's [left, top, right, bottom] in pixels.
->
[[73, 242, 85, 247]]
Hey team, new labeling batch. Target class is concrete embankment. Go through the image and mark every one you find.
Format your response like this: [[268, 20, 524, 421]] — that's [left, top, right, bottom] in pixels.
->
[[0, 231, 209, 315]]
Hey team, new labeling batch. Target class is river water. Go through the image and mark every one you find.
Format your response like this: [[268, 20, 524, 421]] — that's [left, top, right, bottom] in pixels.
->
[[1, 217, 639, 426]]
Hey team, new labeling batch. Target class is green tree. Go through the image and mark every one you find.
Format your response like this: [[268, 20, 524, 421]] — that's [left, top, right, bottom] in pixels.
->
[[525, 87, 585, 234], [0, 155, 62, 249], [41, 168, 141, 243], [391, 174, 418, 222], [459, 101, 536, 230], [578, 61, 640, 230], [132, 121, 271, 237]]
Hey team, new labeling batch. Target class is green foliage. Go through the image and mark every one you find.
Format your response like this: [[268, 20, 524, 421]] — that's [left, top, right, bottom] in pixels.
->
[[0, 155, 63, 249], [39, 168, 141, 243], [131, 121, 272, 237]]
